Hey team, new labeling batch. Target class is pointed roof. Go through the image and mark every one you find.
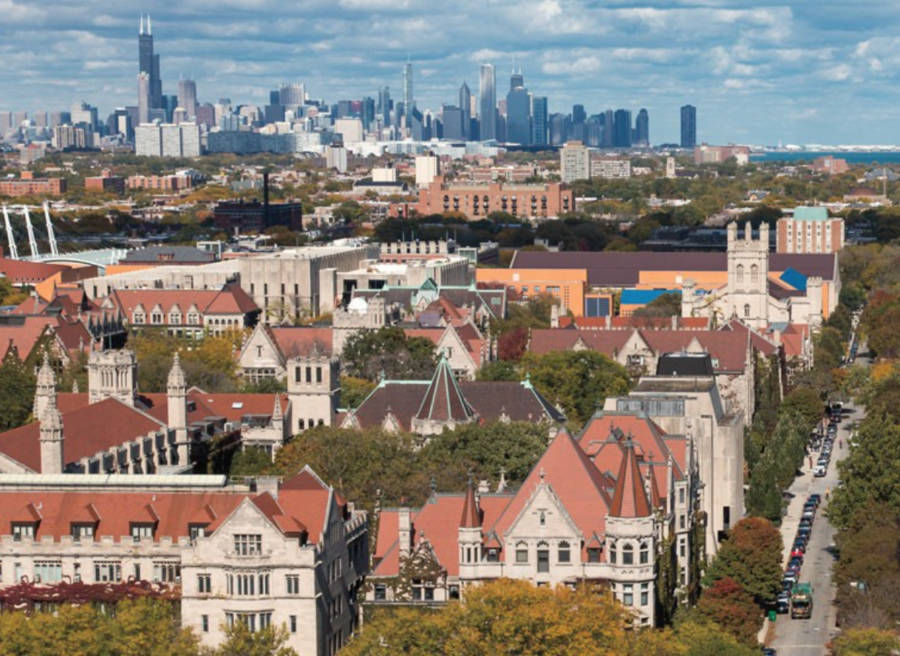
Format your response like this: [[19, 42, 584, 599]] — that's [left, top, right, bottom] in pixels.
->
[[610, 438, 652, 518], [167, 352, 186, 390], [414, 355, 475, 423], [36, 352, 55, 388], [459, 477, 481, 528]]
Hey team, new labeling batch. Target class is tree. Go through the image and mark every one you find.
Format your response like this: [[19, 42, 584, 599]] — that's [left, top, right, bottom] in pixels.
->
[[695, 577, 761, 647], [779, 386, 823, 432], [632, 292, 682, 319], [670, 618, 759, 656], [342, 579, 631, 656], [704, 517, 783, 605], [339, 376, 376, 409], [131, 330, 242, 393], [110, 598, 200, 656], [832, 628, 900, 656], [341, 327, 437, 382], [228, 446, 272, 478], [520, 350, 631, 426], [476, 359, 520, 381], [0, 347, 36, 430], [207, 622, 296, 656]]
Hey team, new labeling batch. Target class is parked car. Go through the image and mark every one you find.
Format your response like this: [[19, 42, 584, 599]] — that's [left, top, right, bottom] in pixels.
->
[[814, 465, 827, 477]]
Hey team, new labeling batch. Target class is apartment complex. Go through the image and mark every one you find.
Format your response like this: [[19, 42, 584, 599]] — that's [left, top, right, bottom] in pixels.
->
[[559, 140, 590, 183], [776, 207, 844, 254], [417, 175, 573, 219], [0, 173, 66, 196]]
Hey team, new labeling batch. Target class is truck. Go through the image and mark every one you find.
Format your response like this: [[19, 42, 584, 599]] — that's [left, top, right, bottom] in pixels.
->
[[791, 582, 813, 619]]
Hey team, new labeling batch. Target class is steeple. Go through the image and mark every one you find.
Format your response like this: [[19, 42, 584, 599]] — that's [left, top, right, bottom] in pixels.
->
[[167, 352, 189, 466], [167, 352, 186, 391], [415, 355, 475, 424], [610, 437, 652, 518], [39, 393, 64, 474], [459, 475, 482, 528]]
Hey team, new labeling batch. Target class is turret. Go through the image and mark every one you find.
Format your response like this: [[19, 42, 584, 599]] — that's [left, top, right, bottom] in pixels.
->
[[33, 353, 56, 420], [166, 352, 189, 466], [458, 476, 483, 578], [39, 394, 64, 474]]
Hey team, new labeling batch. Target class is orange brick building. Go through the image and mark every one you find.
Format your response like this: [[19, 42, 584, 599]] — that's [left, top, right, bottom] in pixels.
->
[[0, 172, 66, 197], [416, 175, 573, 220]]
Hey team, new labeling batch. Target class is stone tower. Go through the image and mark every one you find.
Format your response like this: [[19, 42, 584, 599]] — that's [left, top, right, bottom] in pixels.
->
[[286, 345, 340, 434], [88, 349, 137, 407], [726, 221, 769, 329], [33, 353, 56, 420], [166, 352, 190, 466], [39, 393, 64, 474]]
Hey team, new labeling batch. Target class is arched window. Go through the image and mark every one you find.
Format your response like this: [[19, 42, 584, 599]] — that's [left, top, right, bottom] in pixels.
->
[[298, 419, 305, 430], [515, 541, 528, 564], [744, 304, 751, 318], [609, 541, 617, 564], [750, 264, 759, 283], [622, 543, 634, 565], [639, 542, 649, 564], [558, 541, 571, 563], [736, 264, 744, 283]]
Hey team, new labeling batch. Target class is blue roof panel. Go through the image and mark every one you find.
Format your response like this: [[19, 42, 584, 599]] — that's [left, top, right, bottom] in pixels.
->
[[620, 288, 681, 304], [779, 267, 807, 292]]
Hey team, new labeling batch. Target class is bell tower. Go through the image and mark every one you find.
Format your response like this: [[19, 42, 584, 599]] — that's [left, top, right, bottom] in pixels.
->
[[726, 221, 769, 328]]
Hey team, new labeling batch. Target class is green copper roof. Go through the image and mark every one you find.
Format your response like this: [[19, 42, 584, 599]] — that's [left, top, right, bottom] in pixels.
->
[[792, 207, 828, 221]]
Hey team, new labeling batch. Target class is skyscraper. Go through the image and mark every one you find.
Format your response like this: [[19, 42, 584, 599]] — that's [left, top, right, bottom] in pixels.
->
[[459, 82, 471, 140], [138, 15, 162, 110], [137, 72, 150, 124], [479, 64, 496, 141], [378, 86, 391, 128], [403, 62, 413, 116], [532, 96, 548, 146], [613, 109, 632, 148], [505, 68, 531, 145], [279, 83, 305, 107], [680, 105, 697, 148], [635, 108, 649, 146], [177, 79, 198, 119]]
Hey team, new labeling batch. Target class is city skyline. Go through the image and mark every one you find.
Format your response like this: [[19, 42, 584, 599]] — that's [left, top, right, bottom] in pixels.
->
[[1, 1, 900, 144]]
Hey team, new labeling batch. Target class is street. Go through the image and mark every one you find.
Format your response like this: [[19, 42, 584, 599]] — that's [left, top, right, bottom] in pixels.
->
[[767, 348, 869, 655]]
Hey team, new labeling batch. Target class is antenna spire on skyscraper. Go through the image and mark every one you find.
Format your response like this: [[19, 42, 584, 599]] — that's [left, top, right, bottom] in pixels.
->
[[147, 13, 152, 35], [139, 14, 144, 35]]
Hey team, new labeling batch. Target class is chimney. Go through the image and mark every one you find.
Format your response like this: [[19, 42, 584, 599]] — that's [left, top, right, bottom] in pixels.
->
[[398, 507, 411, 560], [254, 476, 280, 500]]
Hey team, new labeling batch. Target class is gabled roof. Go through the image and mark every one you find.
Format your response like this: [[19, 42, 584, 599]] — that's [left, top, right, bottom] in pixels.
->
[[108, 287, 259, 319], [490, 429, 612, 545], [415, 356, 476, 423], [610, 439, 652, 518], [270, 325, 333, 358]]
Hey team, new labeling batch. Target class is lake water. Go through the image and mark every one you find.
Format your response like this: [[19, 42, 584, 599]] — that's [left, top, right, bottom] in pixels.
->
[[750, 151, 900, 164]]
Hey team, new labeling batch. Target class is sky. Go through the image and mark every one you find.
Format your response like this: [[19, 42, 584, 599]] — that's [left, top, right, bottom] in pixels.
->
[[2, 0, 900, 145]]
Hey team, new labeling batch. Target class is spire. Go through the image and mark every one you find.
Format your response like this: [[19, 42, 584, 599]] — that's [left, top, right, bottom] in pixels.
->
[[414, 355, 475, 423], [167, 352, 186, 391], [33, 353, 57, 418], [139, 14, 144, 35], [272, 394, 283, 421], [39, 393, 64, 474], [36, 352, 55, 388], [147, 13, 152, 35], [459, 475, 481, 528], [610, 437, 652, 518]]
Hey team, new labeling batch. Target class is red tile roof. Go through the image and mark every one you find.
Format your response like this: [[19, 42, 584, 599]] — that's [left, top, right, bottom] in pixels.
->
[[107, 286, 259, 320], [459, 480, 481, 528], [0, 468, 335, 543], [558, 316, 711, 330], [415, 357, 475, 423], [270, 326, 333, 358], [0, 398, 166, 473], [0, 258, 66, 285]]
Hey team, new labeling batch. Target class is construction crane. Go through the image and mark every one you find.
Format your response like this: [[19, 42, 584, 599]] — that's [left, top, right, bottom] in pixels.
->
[[1, 205, 18, 260]]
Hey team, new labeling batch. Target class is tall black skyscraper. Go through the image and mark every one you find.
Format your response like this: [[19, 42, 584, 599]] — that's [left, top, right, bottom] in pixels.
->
[[680, 105, 697, 148], [138, 15, 162, 110], [506, 68, 531, 145], [613, 109, 632, 148], [635, 108, 649, 146]]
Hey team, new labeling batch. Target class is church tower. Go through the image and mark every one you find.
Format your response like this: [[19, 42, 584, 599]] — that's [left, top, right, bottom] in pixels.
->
[[726, 221, 769, 329]]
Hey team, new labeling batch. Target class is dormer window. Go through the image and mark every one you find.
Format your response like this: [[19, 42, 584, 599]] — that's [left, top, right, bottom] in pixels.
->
[[130, 523, 155, 542], [189, 524, 207, 541], [71, 523, 95, 542], [12, 522, 36, 542]]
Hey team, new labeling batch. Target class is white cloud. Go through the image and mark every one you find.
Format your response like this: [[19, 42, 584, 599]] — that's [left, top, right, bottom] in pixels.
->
[[541, 55, 602, 75], [820, 64, 851, 81]]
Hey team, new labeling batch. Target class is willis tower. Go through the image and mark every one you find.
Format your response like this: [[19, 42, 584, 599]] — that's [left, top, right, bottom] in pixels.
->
[[138, 14, 162, 113]]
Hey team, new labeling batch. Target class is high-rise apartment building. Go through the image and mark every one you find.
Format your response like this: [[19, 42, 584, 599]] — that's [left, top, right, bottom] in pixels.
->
[[135, 122, 200, 157], [505, 69, 531, 145], [479, 64, 496, 141], [532, 96, 548, 146], [459, 82, 471, 140], [634, 108, 649, 146], [378, 86, 391, 128], [177, 79, 198, 119], [680, 105, 697, 148], [71, 101, 98, 130], [777, 207, 845, 254], [560, 140, 591, 183]]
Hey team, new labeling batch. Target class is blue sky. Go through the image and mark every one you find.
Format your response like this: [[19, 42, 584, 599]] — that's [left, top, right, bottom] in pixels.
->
[[1, 0, 900, 144]]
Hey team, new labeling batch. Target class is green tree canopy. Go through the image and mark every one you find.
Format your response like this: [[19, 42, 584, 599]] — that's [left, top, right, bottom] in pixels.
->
[[695, 577, 761, 647], [341, 327, 437, 382], [704, 517, 783, 605]]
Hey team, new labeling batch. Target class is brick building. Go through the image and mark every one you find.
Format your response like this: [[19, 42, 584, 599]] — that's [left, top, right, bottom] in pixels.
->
[[85, 169, 125, 194], [0, 172, 66, 197], [416, 175, 573, 220], [776, 207, 844, 254]]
